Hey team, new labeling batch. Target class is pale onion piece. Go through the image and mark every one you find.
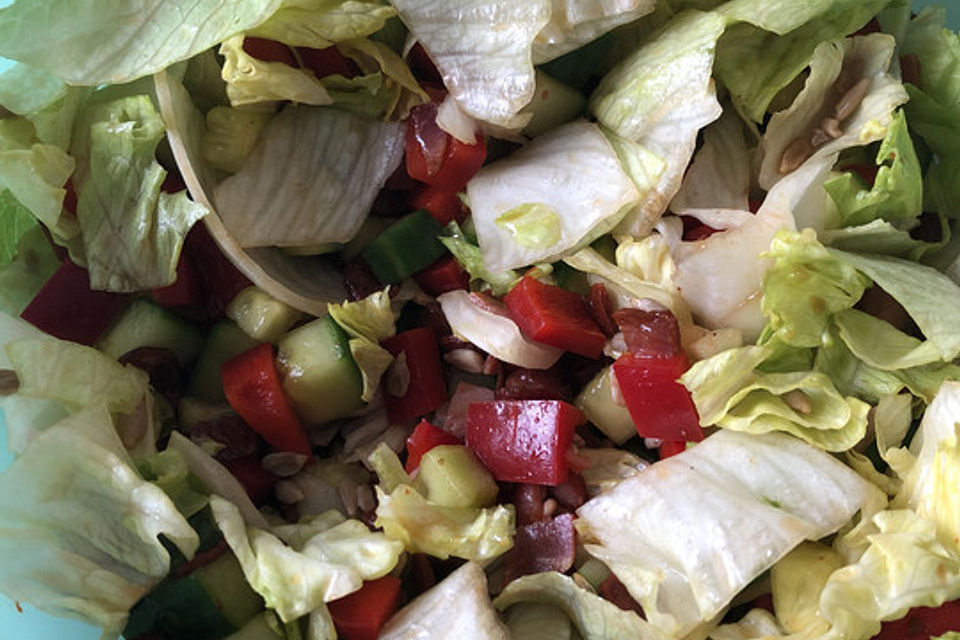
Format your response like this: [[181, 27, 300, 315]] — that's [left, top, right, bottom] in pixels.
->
[[437, 290, 562, 369], [436, 92, 480, 144]]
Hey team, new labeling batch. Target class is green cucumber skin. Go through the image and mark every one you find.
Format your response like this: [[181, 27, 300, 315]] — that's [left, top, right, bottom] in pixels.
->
[[98, 299, 205, 366], [362, 210, 447, 284], [187, 321, 260, 402], [276, 315, 364, 425]]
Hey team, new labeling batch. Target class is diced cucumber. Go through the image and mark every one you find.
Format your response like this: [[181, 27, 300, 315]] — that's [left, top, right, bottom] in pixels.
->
[[361, 210, 448, 284], [417, 445, 499, 508], [124, 552, 262, 640], [340, 215, 395, 263], [276, 315, 364, 425], [97, 298, 204, 366], [576, 367, 636, 445], [179, 396, 235, 431], [520, 70, 587, 138], [188, 321, 260, 402], [226, 286, 304, 342]]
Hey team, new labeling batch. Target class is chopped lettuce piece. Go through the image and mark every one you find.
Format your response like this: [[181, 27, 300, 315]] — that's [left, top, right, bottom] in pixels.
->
[[0, 220, 59, 316], [391, 0, 551, 131], [439, 222, 519, 296], [758, 33, 908, 192], [468, 121, 639, 271], [135, 448, 209, 519], [211, 495, 403, 623], [824, 110, 922, 228], [369, 444, 515, 563], [247, 0, 395, 47], [0, 118, 77, 239], [0, 189, 40, 266], [715, 0, 890, 123], [379, 562, 510, 640], [494, 572, 664, 640], [220, 36, 333, 107], [0, 0, 285, 85], [0, 406, 198, 636], [6, 337, 149, 416], [74, 95, 207, 291], [335, 38, 429, 120], [576, 429, 883, 637], [213, 105, 403, 247], [532, 0, 656, 64], [201, 106, 272, 175], [590, 10, 726, 235], [670, 109, 751, 213], [328, 288, 395, 402]]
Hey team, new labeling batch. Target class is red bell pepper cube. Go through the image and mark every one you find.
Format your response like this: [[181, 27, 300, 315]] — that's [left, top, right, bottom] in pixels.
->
[[404, 419, 462, 473], [611, 308, 683, 359], [221, 343, 312, 455], [21, 259, 132, 345], [504, 276, 607, 359], [466, 400, 586, 486], [410, 185, 465, 226], [296, 45, 359, 79], [872, 599, 960, 639], [612, 353, 703, 443], [658, 441, 688, 459], [382, 328, 448, 424], [328, 576, 403, 640], [413, 255, 470, 296], [405, 101, 486, 192]]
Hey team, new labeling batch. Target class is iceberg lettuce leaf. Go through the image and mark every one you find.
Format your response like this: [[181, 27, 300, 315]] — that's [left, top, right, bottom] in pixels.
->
[[0, 0, 285, 85], [576, 429, 882, 637], [220, 36, 333, 107], [211, 495, 403, 623], [390, 0, 551, 131], [0, 406, 198, 636], [247, 0, 395, 47], [532, 0, 656, 64], [468, 121, 639, 271], [328, 289, 395, 402], [74, 95, 207, 291]]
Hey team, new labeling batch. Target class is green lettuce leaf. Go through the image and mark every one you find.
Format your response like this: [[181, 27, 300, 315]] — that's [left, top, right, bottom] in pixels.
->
[[590, 10, 726, 235], [0, 406, 198, 636], [493, 572, 664, 640], [390, 0, 551, 131], [379, 562, 510, 640], [0, 189, 39, 266], [368, 444, 515, 562], [0, 61, 67, 116], [757, 32, 907, 193], [211, 494, 403, 623], [200, 105, 273, 174], [6, 337, 149, 416], [0, 0, 288, 85], [135, 449, 209, 519], [220, 36, 333, 107], [575, 429, 883, 637], [334, 38, 429, 120], [247, 0, 396, 47], [829, 248, 960, 362], [74, 94, 207, 291], [212, 105, 403, 247], [0, 118, 77, 239], [761, 229, 869, 349], [825, 110, 922, 228], [532, 0, 656, 64], [900, 7, 960, 215], [328, 288, 395, 402], [670, 109, 751, 213], [833, 309, 943, 370], [439, 221, 519, 296], [467, 121, 639, 271], [715, 0, 890, 123], [820, 218, 943, 260], [0, 218, 59, 316]]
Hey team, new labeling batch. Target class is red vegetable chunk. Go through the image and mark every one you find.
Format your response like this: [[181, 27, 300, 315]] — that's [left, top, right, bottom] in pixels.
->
[[404, 419, 462, 473], [221, 456, 277, 506], [221, 343, 312, 455], [414, 254, 470, 296], [871, 599, 960, 640], [410, 185, 465, 226], [612, 353, 703, 443], [466, 400, 585, 485], [382, 328, 448, 424], [328, 576, 403, 640], [21, 259, 131, 345], [504, 276, 607, 359], [612, 308, 683, 359], [405, 101, 486, 192], [503, 513, 577, 583]]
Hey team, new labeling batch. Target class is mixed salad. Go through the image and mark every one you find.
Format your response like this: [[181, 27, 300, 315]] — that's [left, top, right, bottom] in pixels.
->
[[2, 0, 960, 639]]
